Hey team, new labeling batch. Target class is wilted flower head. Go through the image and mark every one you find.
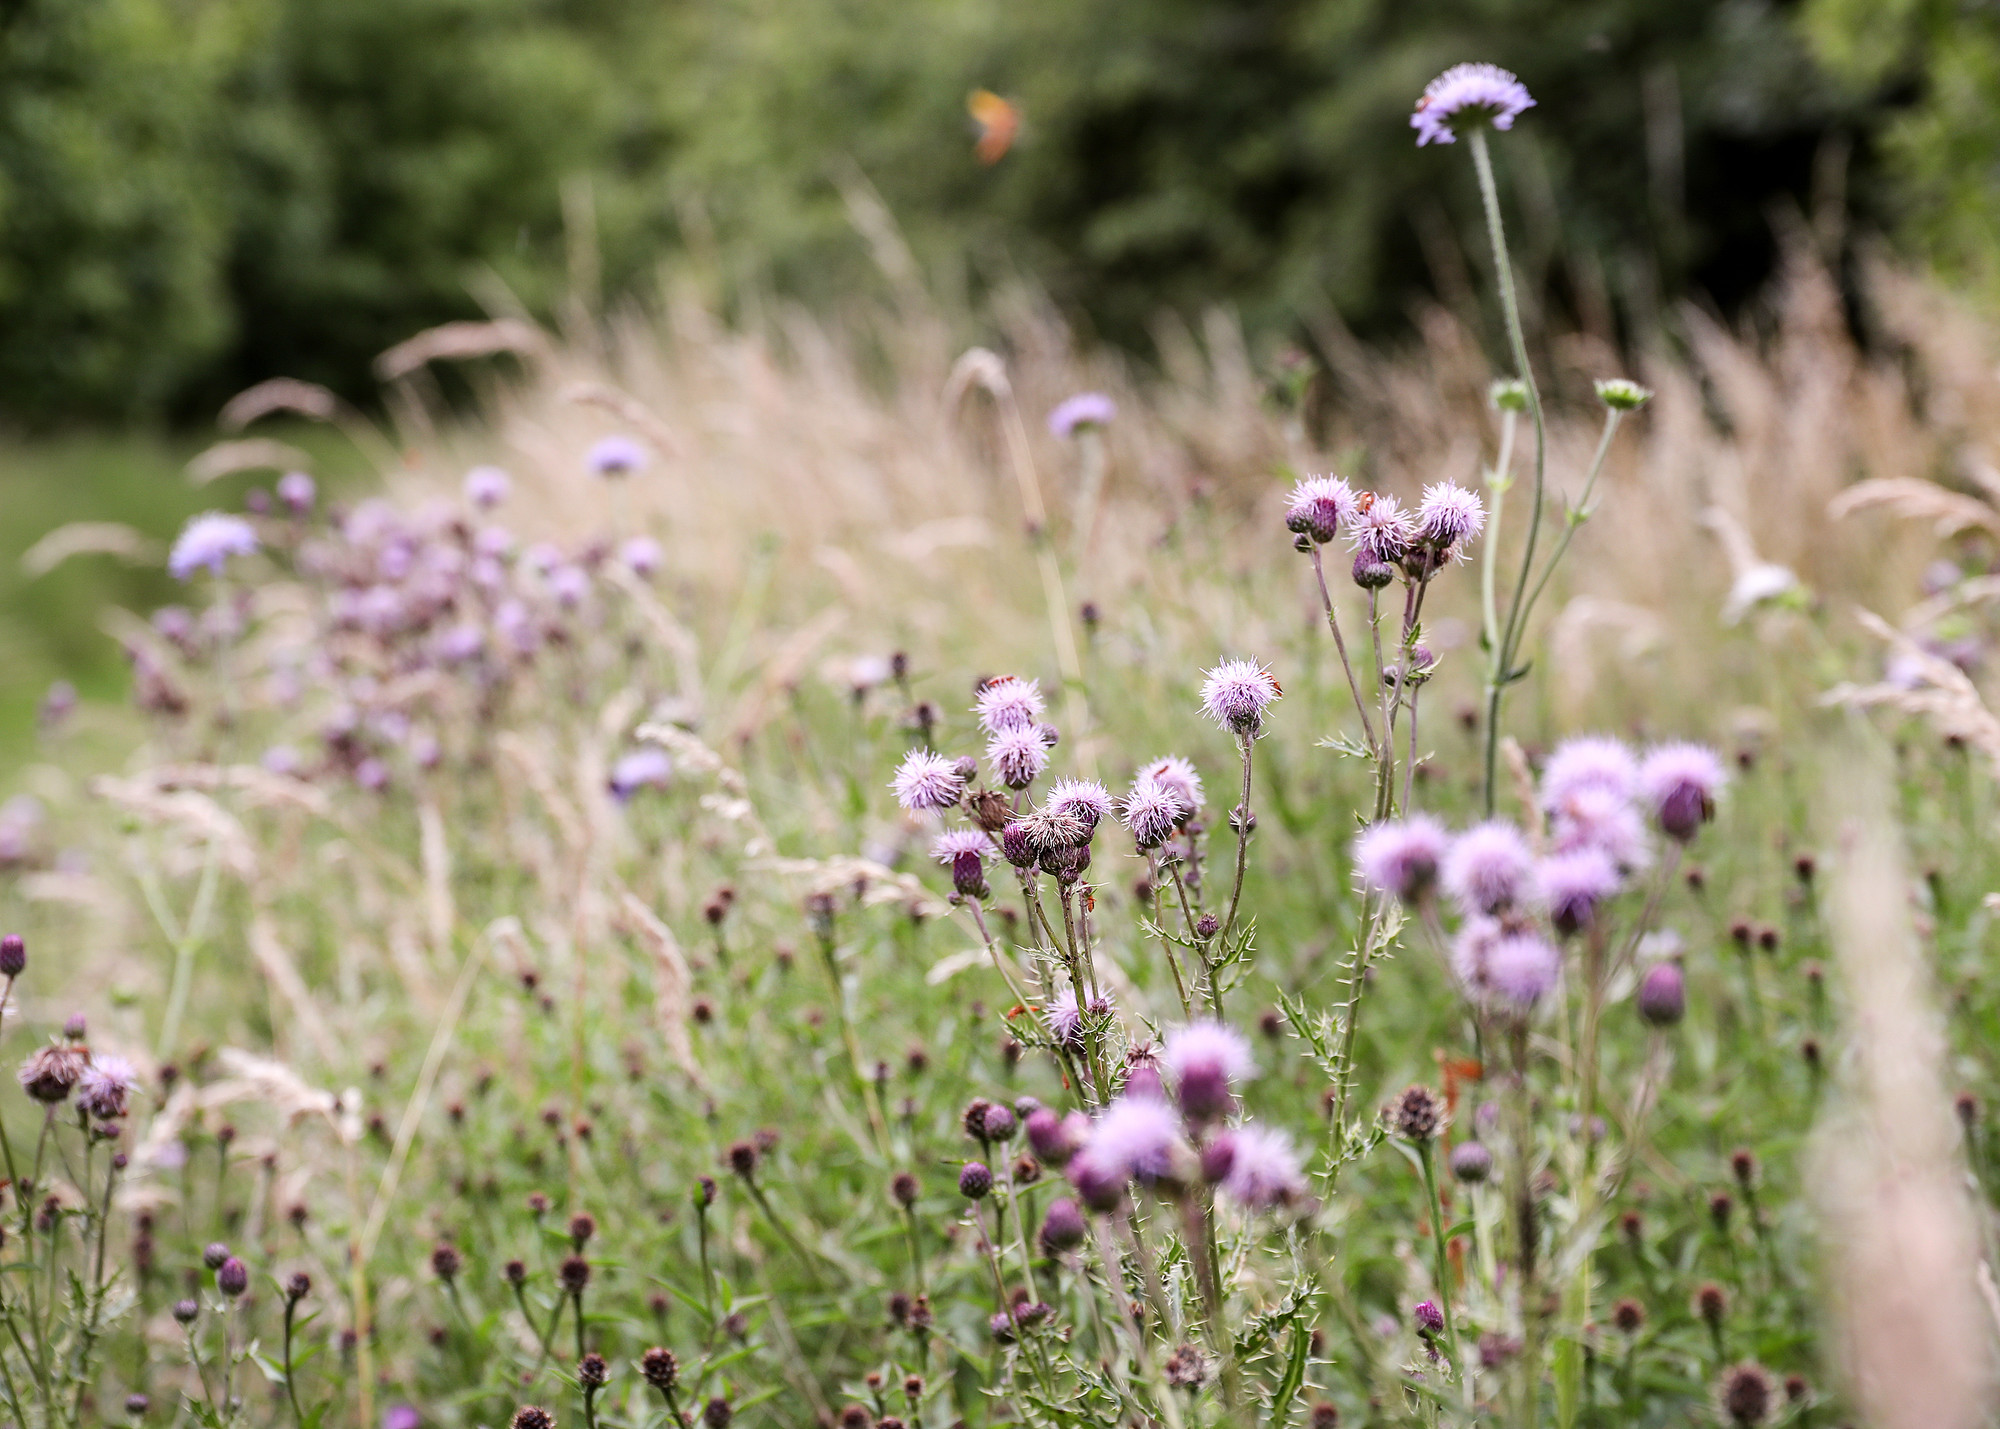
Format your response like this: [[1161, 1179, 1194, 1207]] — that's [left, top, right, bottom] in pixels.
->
[[1285, 476, 1358, 545], [1022, 802, 1091, 854], [1213, 1125, 1307, 1210], [1163, 1021, 1255, 1122], [987, 726, 1052, 791], [608, 748, 672, 802], [1638, 743, 1727, 841], [1540, 848, 1621, 936], [18, 1045, 85, 1103], [1047, 392, 1116, 438], [975, 677, 1045, 735], [1387, 1084, 1444, 1142], [170, 513, 259, 581], [1415, 482, 1485, 559], [891, 750, 965, 814], [1120, 776, 1187, 850], [1346, 496, 1415, 567], [1442, 821, 1537, 914], [587, 435, 648, 478], [1353, 816, 1449, 903], [1140, 756, 1203, 814], [1718, 1363, 1776, 1427], [1200, 659, 1280, 737], [1411, 63, 1536, 147], [1540, 735, 1639, 808], [77, 1054, 139, 1120]]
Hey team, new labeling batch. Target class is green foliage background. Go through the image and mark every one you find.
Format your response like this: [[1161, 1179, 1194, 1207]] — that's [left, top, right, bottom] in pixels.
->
[[0, 0, 1981, 419]]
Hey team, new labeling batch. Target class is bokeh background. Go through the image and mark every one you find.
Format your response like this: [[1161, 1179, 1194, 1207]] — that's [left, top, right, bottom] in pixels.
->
[[0, 0, 1993, 741]]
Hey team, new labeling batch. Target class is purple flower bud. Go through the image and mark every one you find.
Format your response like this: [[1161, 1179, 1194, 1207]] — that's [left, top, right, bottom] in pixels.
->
[[981, 1104, 1018, 1142], [1449, 1141, 1493, 1184], [1026, 1108, 1086, 1166], [958, 1162, 992, 1200], [217, 1257, 249, 1298], [0, 935, 23, 979], [1414, 1300, 1445, 1337], [1000, 822, 1036, 868], [1637, 962, 1685, 1027], [1038, 1196, 1087, 1253]]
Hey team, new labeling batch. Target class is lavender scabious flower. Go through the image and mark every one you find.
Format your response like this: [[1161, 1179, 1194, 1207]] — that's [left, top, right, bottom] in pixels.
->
[[1639, 742, 1727, 841], [1046, 778, 1112, 831], [975, 677, 1046, 735], [1541, 735, 1639, 808], [1353, 816, 1449, 903], [1200, 658, 1280, 737], [1411, 63, 1536, 147], [1120, 776, 1187, 850], [1285, 476, 1358, 545], [1540, 848, 1621, 937], [1442, 821, 1538, 915], [587, 435, 648, 478], [276, 471, 316, 514], [987, 726, 1052, 791], [607, 748, 673, 802], [77, 1054, 139, 1120], [1140, 756, 1204, 815], [1162, 1021, 1255, 1123], [169, 513, 259, 581], [891, 750, 965, 813], [1047, 392, 1117, 438], [1214, 1125, 1307, 1210], [620, 537, 663, 578], [464, 466, 511, 508], [1415, 481, 1485, 560]]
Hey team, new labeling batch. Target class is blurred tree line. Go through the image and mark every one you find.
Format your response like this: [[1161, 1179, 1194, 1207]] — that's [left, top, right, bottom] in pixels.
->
[[0, 0, 1980, 421]]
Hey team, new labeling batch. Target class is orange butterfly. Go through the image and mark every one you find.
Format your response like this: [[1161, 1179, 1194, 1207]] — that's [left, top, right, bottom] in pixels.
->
[[969, 89, 1020, 165]]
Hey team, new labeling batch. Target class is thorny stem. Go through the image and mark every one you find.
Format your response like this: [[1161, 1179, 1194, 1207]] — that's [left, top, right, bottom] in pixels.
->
[[1417, 1142, 1466, 1401], [1308, 544, 1379, 754], [1220, 734, 1255, 949], [1369, 590, 1398, 821], [1470, 127, 1548, 818], [1145, 853, 1195, 1019], [1325, 904, 1386, 1194]]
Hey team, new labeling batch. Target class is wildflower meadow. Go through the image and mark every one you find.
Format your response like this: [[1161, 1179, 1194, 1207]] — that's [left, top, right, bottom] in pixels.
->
[[1, 61, 1997, 1429]]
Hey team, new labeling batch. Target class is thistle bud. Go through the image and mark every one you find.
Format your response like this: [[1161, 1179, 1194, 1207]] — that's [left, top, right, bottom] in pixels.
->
[[958, 1162, 992, 1200], [1637, 963, 1685, 1027], [0, 935, 24, 979], [1038, 1197, 1087, 1254]]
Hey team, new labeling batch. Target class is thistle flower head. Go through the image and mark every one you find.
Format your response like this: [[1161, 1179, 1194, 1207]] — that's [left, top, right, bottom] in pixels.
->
[[1044, 988, 1111, 1051], [1346, 496, 1415, 567], [620, 537, 663, 578], [930, 829, 989, 865], [1046, 778, 1113, 830], [975, 676, 1045, 735], [608, 748, 672, 803], [1026, 1107, 1089, 1165], [1416, 481, 1485, 558], [1140, 756, 1204, 814], [169, 513, 259, 581], [1638, 742, 1727, 841], [464, 465, 511, 508], [1047, 392, 1116, 438], [1161, 1021, 1255, 1122], [1411, 63, 1536, 147], [1387, 1084, 1444, 1142], [986, 726, 1052, 790], [1073, 1095, 1187, 1190], [77, 1054, 138, 1120], [1285, 475, 1358, 545], [1200, 658, 1280, 737], [1038, 1196, 1087, 1252], [1483, 932, 1562, 1009], [1719, 1363, 1776, 1427], [1540, 735, 1639, 808], [1119, 775, 1187, 850], [891, 750, 965, 813], [1022, 802, 1091, 853], [1636, 961, 1685, 1027], [1540, 848, 1621, 936], [1353, 815, 1449, 903], [1450, 1140, 1493, 1183], [1547, 785, 1652, 871], [276, 471, 316, 514], [1214, 1125, 1307, 1210], [587, 435, 647, 478], [1442, 821, 1538, 915], [18, 1045, 84, 1103]]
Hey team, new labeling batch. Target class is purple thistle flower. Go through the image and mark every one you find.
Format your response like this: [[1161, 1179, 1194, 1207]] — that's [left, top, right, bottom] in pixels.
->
[[975, 677, 1046, 735], [1038, 1196, 1088, 1252], [608, 748, 673, 802], [587, 435, 648, 478], [1353, 816, 1449, 903], [464, 466, 510, 507], [1120, 776, 1187, 850], [76, 1054, 138, 1120], [1414, 1300, 1446, 1337], [1200, 658, 1280, 737], [549, 565, 591, 609], [1540, 848, 1621, 937], [891, 750, 965, 813], [1286, 475, 1359, 545], [620, 536, 663, 578], [1162, 1021, 1255, 1123], [1044, 988, 1111, 1051], [1073, 1096, 1186, 1189], [276, 471, 317, 514], [931, 829, 990, 865], [1346, 495, 1416, 567], [1638, 743, 1727, 841], [1140, 756, 1204, 815], [1215, 1125, 1307, 1211], [1442, 821, 1538, 915], [987, 726, 1053, 791], [1548, 786, 1652, 872], [1027, 1108, 1089, 1166], [1540, 735, 1639, 808], [1046, 778, 1113, 830], [1047, 392, 1117, 438], [1467, 931, 1561, 1010], [1637, 961, 1686, 1027], [169, 513, 259, 581], [384, 1408, 422, 1429], [1411, 63, 1536, 147], [1416, 481, 1485, 559]]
